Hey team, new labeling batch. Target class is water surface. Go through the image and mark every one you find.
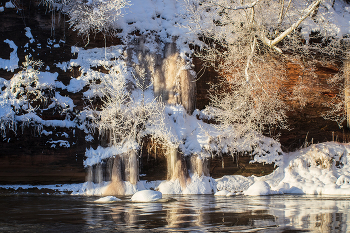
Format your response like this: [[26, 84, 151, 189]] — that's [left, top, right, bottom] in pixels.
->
[[0, 194, 349, 232]]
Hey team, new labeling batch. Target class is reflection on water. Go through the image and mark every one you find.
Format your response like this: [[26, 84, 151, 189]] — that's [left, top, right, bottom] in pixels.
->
[[0, 194, 349, 232]]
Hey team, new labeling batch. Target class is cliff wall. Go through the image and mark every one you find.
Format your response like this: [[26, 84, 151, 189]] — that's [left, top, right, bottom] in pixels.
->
[[0, 1, 348, 184]]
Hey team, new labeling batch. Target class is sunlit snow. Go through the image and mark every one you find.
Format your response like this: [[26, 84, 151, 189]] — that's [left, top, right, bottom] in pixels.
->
[[131, 190, 162, 202]]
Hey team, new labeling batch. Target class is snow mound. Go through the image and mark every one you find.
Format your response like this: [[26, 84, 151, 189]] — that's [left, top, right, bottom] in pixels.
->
[[271, 142, 350, 195], [244, 181, 274, 196], [94, 196, 121, 203], [214, 190, 235, 196], [131, 190, 162, 202]]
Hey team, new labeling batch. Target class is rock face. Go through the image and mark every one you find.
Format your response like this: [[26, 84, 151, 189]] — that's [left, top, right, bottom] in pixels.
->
[[0, 1, 103, 184], [0, 127, 88, 184], [279, 62, 349, 151], [0, 1, 348, 184]]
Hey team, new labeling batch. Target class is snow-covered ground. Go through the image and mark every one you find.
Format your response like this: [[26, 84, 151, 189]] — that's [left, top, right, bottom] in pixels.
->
[[2, 142, 350, 196]]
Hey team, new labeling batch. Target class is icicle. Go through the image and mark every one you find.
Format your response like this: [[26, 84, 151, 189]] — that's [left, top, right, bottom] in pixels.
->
[[86, 165, 93, 192], [167, 146, 189, 188], [198, 156, 209, 176], [151, 40, 196, 114], [123, 150, 138, 185], [106, 157, 114, 181], [128, 150, 138, 185], [198, 156, 204, 176], [190, 155, 209, 177], [95, 163, 103, 185], [154, 142, 157, 160], [167, 146, 178, 180]]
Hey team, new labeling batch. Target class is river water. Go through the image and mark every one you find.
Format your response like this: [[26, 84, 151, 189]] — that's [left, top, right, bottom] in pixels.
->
[[0, 194, 349, 232]]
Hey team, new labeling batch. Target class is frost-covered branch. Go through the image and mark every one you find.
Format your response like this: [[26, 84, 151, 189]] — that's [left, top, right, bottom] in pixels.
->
[[245, 36, 257, 82], [278, 0, 292, 25], [63, 0, 130, 37], [260, 0, 322, 53]]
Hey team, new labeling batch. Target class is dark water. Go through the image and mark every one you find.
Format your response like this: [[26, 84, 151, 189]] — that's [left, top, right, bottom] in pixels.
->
[[0, 194, 349, 232]]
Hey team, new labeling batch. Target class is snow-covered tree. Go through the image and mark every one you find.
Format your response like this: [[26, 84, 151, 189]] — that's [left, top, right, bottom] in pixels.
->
[[89, 64, 170, 150], [185, 0, 350, 135], [10, 56, 46, 108], [63, 0, 130, 38]]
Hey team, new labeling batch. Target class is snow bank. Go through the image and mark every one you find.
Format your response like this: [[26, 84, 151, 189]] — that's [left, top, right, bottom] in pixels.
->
[[217, 142, 350, 196], [301, 0, 350, 42], [270, 142, 350, 195], [157, 174, 216, 195], [131, 190, 162, 202]]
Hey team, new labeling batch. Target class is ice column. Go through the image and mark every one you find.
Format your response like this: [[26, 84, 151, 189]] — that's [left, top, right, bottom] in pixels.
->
[[167, 146, 189, 188], [127, 150, 138, 185], [103, 156, 125, 196], [190, 155, 209, 177]]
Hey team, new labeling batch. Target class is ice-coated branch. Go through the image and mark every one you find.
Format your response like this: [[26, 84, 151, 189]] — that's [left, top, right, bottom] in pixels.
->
[[260, 0, 322, 53], [245, 36, 257, 82]]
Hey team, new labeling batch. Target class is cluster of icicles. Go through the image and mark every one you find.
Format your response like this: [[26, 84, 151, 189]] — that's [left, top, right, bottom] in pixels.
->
[[85, 147, 210, 195]]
